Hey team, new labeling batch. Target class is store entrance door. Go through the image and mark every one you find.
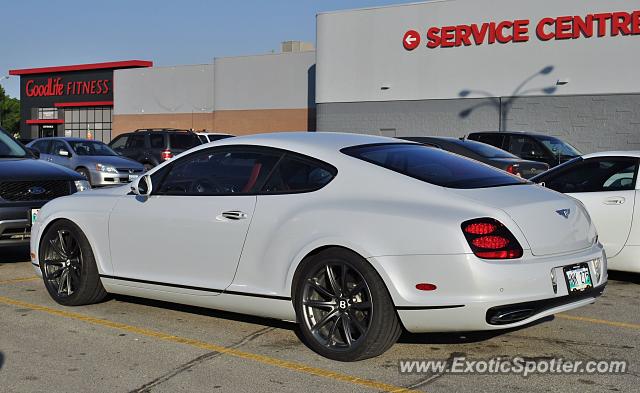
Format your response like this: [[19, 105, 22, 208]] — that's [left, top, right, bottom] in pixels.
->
[[39, 124, 56, 138]]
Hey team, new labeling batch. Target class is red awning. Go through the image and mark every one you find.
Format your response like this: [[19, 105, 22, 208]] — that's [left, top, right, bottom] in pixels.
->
[[25, 119, 65, 125]]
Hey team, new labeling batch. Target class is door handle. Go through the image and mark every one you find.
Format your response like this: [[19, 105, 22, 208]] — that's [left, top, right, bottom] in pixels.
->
[[221, 210, 248, 220], [603, 197, 625, 205]]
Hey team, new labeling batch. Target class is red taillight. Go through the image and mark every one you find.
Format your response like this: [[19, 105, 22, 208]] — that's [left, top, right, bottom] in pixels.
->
[[462, 218, 523, 260], [161, 149, 173, 160], [464, 222, 497, 235], [471, 236, 510, 249]]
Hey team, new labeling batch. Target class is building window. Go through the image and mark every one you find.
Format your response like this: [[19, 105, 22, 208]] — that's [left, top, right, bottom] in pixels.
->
[[38, 108, 59, 120], [63, 107, 113, 142]]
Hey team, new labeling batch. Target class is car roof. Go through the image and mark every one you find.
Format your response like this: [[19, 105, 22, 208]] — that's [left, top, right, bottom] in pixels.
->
[[581, 151, 640, 159], [196, 132, 233, 136], [31, 137, 102, 143], [198, 132, 413, 158], [467, 131, 558, 138]]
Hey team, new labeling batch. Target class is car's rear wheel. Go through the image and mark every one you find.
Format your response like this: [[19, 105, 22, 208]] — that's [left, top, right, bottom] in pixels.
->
[[39, 220, 107, 306], [294, 248, 402, 361]]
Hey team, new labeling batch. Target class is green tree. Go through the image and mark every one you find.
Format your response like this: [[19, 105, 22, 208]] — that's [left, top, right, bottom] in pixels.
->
[[0, 85, 20, 134]]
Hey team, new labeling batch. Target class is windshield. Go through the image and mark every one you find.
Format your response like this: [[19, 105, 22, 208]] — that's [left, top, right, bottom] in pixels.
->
[[342, 143, 527, 189], [537, 136, 582, 157], [457, 140, 516, 159], [0, 129, 29, 158], [68, 141, 118, 156]]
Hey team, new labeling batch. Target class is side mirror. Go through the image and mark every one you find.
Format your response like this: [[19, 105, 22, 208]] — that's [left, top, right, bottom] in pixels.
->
[[26, 147, 40, 159], [131, 175, 152, 196], [59, 149, 71, 157]]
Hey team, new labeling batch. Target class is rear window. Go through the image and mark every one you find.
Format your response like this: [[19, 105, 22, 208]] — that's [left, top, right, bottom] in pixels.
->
[[170, 134, 199, 149], [456, 140, 516, 159], [342, 143, 526, 189]]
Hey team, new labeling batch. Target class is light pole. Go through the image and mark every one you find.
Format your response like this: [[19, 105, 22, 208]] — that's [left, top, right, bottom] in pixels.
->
[[0, 76, 10, 128]]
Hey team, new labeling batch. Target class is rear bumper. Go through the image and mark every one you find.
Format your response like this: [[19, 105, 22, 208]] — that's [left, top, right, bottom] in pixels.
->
[[369, 243, 606, 332], [485, 283, 605, 325]]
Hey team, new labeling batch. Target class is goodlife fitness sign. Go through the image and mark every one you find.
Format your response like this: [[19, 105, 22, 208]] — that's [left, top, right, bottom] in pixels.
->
[[24, 77, 111, 98], [403, 10, 640, 50]]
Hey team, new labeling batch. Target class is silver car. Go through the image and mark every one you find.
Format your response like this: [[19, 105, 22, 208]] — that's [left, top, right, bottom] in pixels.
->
[[27, 138, 144, 187]]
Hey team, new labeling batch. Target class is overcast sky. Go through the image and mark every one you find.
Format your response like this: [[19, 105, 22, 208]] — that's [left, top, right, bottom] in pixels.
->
[[1, 0, 405, 98]]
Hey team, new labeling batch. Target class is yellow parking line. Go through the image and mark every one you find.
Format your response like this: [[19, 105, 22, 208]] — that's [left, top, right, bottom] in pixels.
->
[[0, 295, 418, 393], [557, 313, 640, 330], [0, 276, 39, 285]]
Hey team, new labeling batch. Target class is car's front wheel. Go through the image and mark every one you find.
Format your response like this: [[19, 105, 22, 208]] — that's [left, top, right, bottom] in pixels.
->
[[294, 248, 402, 361], [39, 219, 107, 306]]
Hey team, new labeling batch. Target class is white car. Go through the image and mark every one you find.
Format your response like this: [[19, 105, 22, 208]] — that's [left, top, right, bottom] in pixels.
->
[[532, 151, 640, 273], [196, 132, 234, 144], [30, 132, 606, 361]]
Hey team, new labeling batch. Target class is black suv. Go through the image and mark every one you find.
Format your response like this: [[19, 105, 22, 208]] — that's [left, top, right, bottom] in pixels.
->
[[0, 128, 88, 247], [466, 131, 582, 168], [108, 129, 202, 170]]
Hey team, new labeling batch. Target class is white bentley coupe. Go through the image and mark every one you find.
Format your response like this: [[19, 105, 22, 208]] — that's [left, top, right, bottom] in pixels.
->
[[30, 132, 606, 361]]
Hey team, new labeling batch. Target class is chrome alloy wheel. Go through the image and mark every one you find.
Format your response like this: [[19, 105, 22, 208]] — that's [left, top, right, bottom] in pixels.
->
[[42, 229, 82, 297], [301, 262, 373, 350]]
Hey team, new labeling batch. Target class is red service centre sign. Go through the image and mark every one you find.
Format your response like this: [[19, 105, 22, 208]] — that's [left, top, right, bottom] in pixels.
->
[[404, 10, 640, 50]]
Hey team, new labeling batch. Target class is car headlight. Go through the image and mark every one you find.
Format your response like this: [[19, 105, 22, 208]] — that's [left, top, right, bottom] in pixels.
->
[[74, 180, 91, 192], [96, 163, 118, 173]]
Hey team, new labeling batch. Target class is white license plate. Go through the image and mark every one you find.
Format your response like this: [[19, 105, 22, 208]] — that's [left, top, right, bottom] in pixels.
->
[[128, 174, 139, 181], [564, 263, 593, 293], [30, 209, 40, 225]]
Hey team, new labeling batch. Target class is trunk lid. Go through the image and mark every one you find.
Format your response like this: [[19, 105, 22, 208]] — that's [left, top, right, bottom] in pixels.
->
[[452, 184, 595, 256]]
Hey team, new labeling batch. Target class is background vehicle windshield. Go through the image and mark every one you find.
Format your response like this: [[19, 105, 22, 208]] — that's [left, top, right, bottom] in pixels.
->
[[343, 143, 527, 189], [457, 140, 516, 159], [0, 129, 29, 158], [69, 141, 118, 156], [538, 136, 582, 157]]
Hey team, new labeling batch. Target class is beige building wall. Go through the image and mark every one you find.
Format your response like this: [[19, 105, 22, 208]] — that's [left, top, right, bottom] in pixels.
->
[[112, 108, 314, 138]]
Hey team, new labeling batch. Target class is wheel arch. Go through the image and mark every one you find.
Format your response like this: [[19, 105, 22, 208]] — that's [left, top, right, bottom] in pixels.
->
[[37, 214, 111, 276], [288, 242, 399, 308]]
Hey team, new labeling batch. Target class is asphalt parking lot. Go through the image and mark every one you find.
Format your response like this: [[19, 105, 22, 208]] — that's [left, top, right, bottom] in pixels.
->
[[1, 246, 638, 393]]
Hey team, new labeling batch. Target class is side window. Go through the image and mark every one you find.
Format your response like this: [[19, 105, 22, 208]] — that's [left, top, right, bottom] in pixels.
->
[[127, 134, 146, 149], [169, 133, 200, 150], [473, 134, 504, 149], [51, 141, 67, 155], [261, 155, 337, 193], [155, 148, 281, 196], [32, 140, 50, 154], [508, 136, 546, 160], [109, 135, 129, 151], [149, 134, 165, 149], [545, 158, 638, 193]]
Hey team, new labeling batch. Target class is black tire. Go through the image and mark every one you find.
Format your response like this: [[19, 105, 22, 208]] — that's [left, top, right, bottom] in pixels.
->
[[39, 219, 107, 306], [76, 167, 91, 183], [293, 248, 402, 361]]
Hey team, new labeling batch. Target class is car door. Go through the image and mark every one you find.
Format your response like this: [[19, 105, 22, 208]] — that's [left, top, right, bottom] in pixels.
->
[[109, 134, 130, 156], [108, 146, 282, 292], [49, 140, 73, 169], [123, 133, 146, 161], [539, 157, 638, 258], [31, 140, 52, 162], [505, 135, 550, 165]]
